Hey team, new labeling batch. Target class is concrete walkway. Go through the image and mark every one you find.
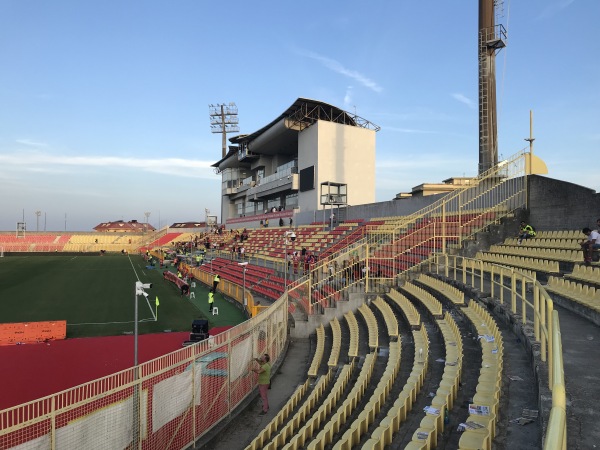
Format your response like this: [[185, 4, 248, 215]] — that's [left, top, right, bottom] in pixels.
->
[[201, 338, 311, 450], [552, 304, 600, 449]]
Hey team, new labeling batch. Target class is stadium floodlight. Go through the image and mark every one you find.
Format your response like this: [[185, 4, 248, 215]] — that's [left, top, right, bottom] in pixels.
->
[[209, 102, 240, 158]]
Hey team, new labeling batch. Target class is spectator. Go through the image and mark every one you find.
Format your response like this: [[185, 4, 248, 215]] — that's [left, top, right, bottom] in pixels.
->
[[518, 221, 536, 244], [581, 227, 600, 266], [279, 218, 284, 227], [251, 354, 271, 415]]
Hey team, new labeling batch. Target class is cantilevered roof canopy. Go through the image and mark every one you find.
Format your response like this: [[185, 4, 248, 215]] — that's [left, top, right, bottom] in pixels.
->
[[212, 98, 380, 168]]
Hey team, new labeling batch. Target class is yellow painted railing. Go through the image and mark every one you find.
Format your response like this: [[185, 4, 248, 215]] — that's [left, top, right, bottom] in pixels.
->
[[426, 253, 566, 449], [290, 150, 530, 314]]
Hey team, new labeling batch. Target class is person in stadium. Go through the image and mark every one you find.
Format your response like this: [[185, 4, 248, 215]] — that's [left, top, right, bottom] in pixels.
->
[[581, 227, 600, 266], [517, 221, 536, 244], [251, 354, 271, 415], [213, 273, 220, 291], [208, 289, 214, 312]]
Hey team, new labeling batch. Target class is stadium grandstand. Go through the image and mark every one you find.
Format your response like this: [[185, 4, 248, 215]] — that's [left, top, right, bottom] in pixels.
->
[[5, 155, 598, 449], [4, 2, 600, 448], [5, 136, 600, 449]]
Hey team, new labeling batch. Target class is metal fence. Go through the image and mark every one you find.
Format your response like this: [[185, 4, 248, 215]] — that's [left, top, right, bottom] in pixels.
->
[[0, 295, 287, 450]]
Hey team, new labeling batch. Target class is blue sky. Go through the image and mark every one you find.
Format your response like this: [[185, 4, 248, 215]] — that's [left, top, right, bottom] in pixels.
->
[[1, 0, 598, 231]]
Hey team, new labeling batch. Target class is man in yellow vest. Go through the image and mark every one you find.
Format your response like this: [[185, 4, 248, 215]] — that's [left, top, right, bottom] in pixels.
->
[[213, 273, 221, 291], [208, 289, 215, 312]]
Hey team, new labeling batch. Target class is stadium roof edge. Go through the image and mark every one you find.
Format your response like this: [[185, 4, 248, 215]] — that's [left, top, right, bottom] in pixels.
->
[[211, 97, 380, 168]]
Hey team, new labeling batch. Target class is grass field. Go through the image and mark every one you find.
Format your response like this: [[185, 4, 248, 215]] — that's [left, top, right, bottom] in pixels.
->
[[0, 254, 246, 338]]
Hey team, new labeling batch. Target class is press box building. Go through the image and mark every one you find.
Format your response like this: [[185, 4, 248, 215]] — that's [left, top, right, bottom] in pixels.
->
[[212, 98, 380, 226]]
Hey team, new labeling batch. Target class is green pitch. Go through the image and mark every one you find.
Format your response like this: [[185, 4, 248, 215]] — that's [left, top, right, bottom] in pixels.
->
[[0, 254, 246, 338]]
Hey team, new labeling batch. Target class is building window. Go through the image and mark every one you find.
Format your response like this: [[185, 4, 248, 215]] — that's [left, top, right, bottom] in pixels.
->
[[285, 193, 298, 208]]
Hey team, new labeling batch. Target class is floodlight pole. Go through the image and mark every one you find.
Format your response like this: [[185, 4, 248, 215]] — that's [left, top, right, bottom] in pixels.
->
[[133, 285, 140, 450], [284, 239, 287, 289], [239, 262, 248, 307], [134, 288, 139, 367], [283, 231, 296, 289]]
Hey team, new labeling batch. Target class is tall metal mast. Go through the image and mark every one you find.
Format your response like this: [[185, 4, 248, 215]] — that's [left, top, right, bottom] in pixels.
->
[[478, 0, 506, 174], [209, 103, 240, 159]]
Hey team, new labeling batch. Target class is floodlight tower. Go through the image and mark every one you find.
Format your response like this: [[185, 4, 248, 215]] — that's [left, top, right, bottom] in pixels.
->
[[35, 211, 41, 232], [144, 212, 151, 234], [478, 0, 507, 174], [209, 103, 240, 158]]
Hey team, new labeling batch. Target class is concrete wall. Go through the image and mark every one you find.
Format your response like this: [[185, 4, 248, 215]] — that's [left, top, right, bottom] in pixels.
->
[[528, 175, 600, 230], [297, 121, 376, 213]]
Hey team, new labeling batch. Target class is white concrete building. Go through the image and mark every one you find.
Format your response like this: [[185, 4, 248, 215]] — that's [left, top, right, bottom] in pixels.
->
[[212, 98, 379, 227]]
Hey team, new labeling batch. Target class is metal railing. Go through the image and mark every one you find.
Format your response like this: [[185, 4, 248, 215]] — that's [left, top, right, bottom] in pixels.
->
[[425, 253, 566, 450], [289, 150, 529, 314], [0, 293, 287, 450]]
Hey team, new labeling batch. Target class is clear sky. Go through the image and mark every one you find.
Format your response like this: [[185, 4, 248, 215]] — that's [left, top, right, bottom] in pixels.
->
[[1, 0, 598, 231]]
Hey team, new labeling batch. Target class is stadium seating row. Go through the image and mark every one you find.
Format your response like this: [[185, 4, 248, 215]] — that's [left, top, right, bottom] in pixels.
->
[[246, 372, 334, 450], [245, 380, 310, 450], [417, 274, 465, 305], [363, 325, 429, 449], [358, 303, 379, 351], [545, 277, 600, 313], [489, 245, 583, 263], [536, 230, 583, 239], [458, 300, 504, 450], [402, 282, 443, 319], [328, 318, 342, 369], [310, 353, 378, 450], [504, 237, 580, 250], [278, 360, 360, 450], [372, 297, 399, 338], [387, 289, 421, 329], [565, 264, 600, 286], [475, 252, 560, 274], [345, 311, 360, 359], [404, 311, 463, 449], [307, 325, 325, 378], [330, 342, 401, 449]]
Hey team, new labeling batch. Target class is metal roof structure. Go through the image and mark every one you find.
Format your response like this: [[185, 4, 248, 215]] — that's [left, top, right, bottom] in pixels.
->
[[212, 98, 380, 168]]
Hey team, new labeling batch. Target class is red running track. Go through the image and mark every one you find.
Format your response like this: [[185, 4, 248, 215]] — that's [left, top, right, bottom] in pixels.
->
[[0, 327, 232, 411]]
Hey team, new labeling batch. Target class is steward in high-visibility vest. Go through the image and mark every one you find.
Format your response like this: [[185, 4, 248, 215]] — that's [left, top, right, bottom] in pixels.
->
[[213, 274, 220, 291], [208, 290, 215, 312]]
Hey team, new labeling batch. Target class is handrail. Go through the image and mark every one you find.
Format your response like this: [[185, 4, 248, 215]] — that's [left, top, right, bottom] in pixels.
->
[[544, 311, 567, 450], [426, 253, 566, 449]]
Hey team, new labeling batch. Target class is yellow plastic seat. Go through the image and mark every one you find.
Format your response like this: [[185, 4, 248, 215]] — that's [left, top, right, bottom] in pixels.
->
[[458, 427, 491, 450]]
